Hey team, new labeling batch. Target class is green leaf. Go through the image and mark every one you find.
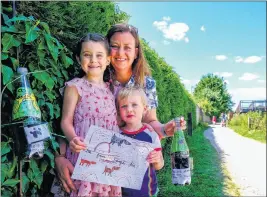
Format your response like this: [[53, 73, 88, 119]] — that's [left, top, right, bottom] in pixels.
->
[[38, 99, 46, 107], [1, 33, 21, 52], [40, 160, 48, 173], [1, 65, 14, 85], [2, 179, 20, 187], [38, 38, 46, 50], [60, 51, 73, 68], [1, 141, 11, 156], [2, 189, 13, 197], [1, 155, 7, 162], [2, 13, 10, 26], [44, 150, 55, 168], [46, 78, 55, 90], [48, 58, 57, 69], [29, 160, 39, 173], [7, 156, 17, 178], [27, 168, 33, 181], [45, 91, 56, 101], [46, 102, 54, 119], [34, 172, 43, 189], [1, 25, 18, 33], [61, 69, 69, 80], [1, 53, 9, 60], [33, 72, 49, 84], [7, 15, 28, 23], [22, 173, 30, 193], [25, 22, 40, 43], [54, 104, 61, 119], [1, 163, 10, 184], [50, 137, 60, 151], [28, 62, 35, 72], [44, 34, 58, 61], [37, 49, 45, 66], [40, 22, 50, 34], [10, 57, 19, 70]]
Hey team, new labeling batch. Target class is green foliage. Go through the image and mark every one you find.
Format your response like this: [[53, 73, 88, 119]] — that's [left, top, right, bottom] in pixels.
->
[[228, 112, 266, 143], [193, 74, 233, 117], [1, 10, 71, 196]]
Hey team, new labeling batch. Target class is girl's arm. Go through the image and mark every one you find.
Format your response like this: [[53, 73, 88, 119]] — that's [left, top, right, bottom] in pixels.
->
[[61, 86, 86, 152], [61, 86, 79, 141]]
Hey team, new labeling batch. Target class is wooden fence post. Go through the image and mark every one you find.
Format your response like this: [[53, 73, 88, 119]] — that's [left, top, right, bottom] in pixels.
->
[[188, 112, 192, 136], [248, 116, 251, 129]]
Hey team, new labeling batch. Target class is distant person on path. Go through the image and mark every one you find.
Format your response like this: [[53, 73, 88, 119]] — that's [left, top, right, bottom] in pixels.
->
[[54, 23, 186, 194], [212, 116, 216, 125], [220, 113, 227, 126], [117, 86, 164, 197]]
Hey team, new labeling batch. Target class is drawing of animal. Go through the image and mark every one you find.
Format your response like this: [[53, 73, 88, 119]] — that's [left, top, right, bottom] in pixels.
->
[[79, 159, 96, 167], [110, 134, 131, 147], [102, 166, 120, 176]]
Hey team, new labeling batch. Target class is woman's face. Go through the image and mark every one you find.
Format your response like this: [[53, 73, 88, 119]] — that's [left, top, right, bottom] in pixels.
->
[[109, 32, 138, 73]]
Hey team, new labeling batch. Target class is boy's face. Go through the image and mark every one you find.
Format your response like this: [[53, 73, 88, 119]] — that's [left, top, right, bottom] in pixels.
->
[[118, 92, 147, 126]]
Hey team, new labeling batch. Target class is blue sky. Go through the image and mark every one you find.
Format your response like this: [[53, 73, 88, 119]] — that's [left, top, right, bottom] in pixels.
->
[[117, 2, 266, 110]]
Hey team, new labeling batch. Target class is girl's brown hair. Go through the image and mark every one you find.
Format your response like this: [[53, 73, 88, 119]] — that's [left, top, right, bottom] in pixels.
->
[[105, 23, 151, 87]]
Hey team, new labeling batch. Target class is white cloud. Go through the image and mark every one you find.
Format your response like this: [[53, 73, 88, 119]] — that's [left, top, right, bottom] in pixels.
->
[[162, 40, 170, 45], [238, 73, 260, 81], [200, 25, 206, 32], [258, 79, 266, 83], [244, 56, 262, 63], [153, 20, 168, 31], [215, 55, 228, 61], [221, 72, 233, 78], [163, 16, 171, 21], [235, 56, 263, 63], [153, 18, 189, 43], [235, 56, 243, 63], [229, 87, 266, 110], [181, 79, 191, 85]]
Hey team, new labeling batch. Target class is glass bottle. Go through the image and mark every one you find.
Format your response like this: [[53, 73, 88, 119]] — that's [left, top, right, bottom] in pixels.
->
[[12, 67, 41, 125], [171, 117, 191, 185]]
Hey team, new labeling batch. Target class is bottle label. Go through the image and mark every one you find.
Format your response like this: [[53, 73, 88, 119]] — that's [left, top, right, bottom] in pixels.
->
[[12, 87, 41, 121], [172, 168, 191, 185]]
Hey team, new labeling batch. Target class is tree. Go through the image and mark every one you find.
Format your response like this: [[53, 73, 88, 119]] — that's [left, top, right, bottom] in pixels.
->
[[193, 74, 234, 117]]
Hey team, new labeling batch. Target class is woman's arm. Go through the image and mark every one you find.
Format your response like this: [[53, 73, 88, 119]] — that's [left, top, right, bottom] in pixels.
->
[[143, 109, 176, 138]]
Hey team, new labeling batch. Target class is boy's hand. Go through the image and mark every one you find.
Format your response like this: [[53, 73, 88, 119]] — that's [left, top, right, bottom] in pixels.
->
[[147, 150, 162, 164], [69, 136, 87, 153]]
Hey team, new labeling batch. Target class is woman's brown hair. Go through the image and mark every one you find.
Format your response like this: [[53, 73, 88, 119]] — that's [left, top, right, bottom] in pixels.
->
[[105, 23, 151, 87]]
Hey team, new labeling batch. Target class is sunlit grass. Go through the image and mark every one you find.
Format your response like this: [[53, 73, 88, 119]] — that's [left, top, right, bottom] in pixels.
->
[[157, 123, 240, 197]]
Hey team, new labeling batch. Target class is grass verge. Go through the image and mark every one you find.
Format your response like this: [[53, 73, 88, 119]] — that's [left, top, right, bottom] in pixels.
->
[[157, 123, 240, 197]]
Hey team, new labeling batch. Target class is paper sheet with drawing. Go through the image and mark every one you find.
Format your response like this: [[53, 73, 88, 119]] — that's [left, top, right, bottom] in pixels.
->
[[71, 125, 158, 190]]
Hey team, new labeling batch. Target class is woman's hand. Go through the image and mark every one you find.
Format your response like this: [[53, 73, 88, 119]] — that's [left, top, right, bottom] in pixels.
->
[[55, 156, 76, 193], [69, 136, 87, 153], [164, 117, 187, 137]]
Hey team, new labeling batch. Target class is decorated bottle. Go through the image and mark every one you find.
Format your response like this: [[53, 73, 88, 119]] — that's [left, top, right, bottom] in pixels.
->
[[171, 117, 191, 185], [12, 67, 41, 125]]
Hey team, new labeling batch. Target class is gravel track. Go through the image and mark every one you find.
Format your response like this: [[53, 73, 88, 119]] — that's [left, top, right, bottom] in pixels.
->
[[204, 124, 266, 196]]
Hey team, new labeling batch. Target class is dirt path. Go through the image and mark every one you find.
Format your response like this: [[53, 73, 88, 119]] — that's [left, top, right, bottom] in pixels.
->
[[204, 124, 266, 196]]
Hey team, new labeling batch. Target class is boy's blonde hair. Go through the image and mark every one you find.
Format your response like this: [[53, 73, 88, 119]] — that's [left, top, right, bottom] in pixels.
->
[[116, 86, 148, 110]]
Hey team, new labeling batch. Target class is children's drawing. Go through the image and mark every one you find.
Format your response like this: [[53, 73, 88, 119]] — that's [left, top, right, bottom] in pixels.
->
[[71, 125, 159, 190]]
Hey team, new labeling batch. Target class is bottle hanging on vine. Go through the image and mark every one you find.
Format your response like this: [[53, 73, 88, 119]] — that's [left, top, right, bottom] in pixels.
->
[[171, 117, 191, 185], [12, 67, 41, 125]]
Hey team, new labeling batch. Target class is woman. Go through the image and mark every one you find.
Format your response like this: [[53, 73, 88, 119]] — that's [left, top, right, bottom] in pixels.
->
[[54, 23, 185, 194]]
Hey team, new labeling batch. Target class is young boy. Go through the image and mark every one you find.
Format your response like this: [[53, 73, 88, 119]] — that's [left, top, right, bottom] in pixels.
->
[[116, 86, 164, 197]]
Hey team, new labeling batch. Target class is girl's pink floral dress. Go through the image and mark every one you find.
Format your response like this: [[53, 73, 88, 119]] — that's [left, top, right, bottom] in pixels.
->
[[51, 77, 121, 197]]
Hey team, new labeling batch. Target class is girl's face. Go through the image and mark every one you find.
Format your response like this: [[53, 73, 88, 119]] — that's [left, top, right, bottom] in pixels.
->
[[77, 41, 110, 79], [110, 32, 138, 73], [118, 92, 147, 126]]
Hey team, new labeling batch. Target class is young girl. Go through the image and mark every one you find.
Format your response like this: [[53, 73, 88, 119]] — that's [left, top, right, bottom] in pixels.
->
[[116, 86, 164, 197], [55, 33, 121, 197]]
